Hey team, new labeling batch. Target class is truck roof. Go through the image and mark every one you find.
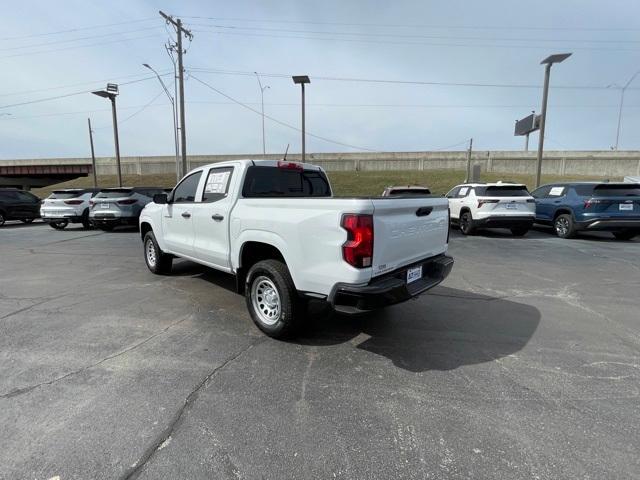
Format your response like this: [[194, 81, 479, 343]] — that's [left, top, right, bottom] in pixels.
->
[[196, 159, 323, 172]]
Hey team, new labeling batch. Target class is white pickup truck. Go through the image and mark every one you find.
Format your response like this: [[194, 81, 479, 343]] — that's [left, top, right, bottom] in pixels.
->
[[139, 160, 453, 338]]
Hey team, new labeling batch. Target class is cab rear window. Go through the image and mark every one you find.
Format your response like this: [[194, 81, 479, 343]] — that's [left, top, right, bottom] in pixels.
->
[[242, 166, 331, 197], [475, 186, 529, 197]]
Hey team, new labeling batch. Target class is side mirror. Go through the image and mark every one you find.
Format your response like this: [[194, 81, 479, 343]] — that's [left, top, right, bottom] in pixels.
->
[[153, 193, 168, 204]]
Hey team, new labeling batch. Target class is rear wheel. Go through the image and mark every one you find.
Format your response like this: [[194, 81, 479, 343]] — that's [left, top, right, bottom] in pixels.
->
[[459, 211, 476, 235], [143, 231, 172, 274], [0, 212, 5, 227], [612, 230, 637, 241], [511, 227, 529, 236], [554, 214, 576, 239], [246, 259, 301, 339], [49, 220, 68, 230]]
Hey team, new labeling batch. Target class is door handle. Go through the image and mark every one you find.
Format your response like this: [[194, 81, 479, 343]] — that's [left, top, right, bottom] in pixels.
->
[[211, 214, 224, 221], [416, 207, 433, 217], [181, 212, 191, 219]]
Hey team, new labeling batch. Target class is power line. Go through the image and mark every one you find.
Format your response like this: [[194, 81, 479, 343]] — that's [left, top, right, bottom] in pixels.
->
[[0, 17, 158, 41], [194, 29, 640, 53], [189, 74, 379, 152], [180, 16, 640, 33], [0, 33, 160, 60], [188, 67, 636, 91], [93, 90, 165, 129], [191, 23, 640, 45], [0, 25, 164, 52], [0, 74, 170, 110]]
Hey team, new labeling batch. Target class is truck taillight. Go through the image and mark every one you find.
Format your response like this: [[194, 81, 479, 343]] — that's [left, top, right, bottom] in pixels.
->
[[277, 161, 303, 170], [447, 206, 451, 244], [341, 214, 373, 268], [478, 199, 499, 208], [64, 199, 83, 205], [117, 199, 138, 205]]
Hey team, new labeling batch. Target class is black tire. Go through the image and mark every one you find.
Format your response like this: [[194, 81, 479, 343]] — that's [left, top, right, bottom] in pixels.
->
[[554, 213, 576, 239], [0, 211, 5, 227], [511, 227, 529, 236], [459, 211, 476, 235], [49, 220, 68, 230], [21, 218, 35, 224], [245, 259, 301, 339], [612, 230, 637, 241], [81, 209, 93, 229], [143, 231, 172, 274]]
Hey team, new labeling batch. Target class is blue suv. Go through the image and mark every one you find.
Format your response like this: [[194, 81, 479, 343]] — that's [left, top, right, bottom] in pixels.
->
[[531, 182, 640, 240]]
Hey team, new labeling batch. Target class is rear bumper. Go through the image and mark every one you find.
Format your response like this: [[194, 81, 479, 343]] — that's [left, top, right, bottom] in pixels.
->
[[474, 215, 535, 229], [90, 214, 138, 226], [329, 254, 454, 314], [576, 218, 640, 231], [41, 215, 83, 223]]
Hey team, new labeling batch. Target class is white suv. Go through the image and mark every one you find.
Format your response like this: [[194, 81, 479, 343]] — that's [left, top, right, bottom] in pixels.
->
[[41, 188, 99, 230], [446, 182, 535, 236]]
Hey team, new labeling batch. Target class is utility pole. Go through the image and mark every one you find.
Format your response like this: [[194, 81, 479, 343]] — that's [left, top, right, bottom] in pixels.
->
[[255, 72, 269, 155], [292, 76, 310, 162], [87, 118, 97, 187], [160, 11, 192, 177], [465, 138, 473, 182]]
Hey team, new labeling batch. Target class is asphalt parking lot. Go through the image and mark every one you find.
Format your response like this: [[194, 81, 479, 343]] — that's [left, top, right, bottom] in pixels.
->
[[1, 221, 638, 479]]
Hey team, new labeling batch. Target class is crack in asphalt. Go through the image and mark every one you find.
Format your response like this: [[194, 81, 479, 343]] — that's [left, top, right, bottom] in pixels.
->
[[0, 313, 193, 400], [0, 296, 58, 321], [119, 337, 265, 480]]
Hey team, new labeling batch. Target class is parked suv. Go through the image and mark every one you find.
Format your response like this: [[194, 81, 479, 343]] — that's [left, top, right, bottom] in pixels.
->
[[40, 188, 99, 229], [531, 182, 640, 240], [0, 188, 41, 226], [89, 187, 167, 231], [446, 182, 535, 236]]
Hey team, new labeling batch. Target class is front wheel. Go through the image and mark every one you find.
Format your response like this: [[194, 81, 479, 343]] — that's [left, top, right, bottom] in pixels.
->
[[612, 230, 637, 241], [143, 231, 172, 274], [49, 220, 68, 230], [459, 211, 476, 235], [245, 259, 301, 339], [554, 214, 576, 239]]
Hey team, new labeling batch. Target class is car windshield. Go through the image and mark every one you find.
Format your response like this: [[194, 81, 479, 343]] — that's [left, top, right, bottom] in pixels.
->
[[475, 186, 530, 197], [593, 184, 640, 197], [243, 166, 331, 197], [96, 189, 133, 198]]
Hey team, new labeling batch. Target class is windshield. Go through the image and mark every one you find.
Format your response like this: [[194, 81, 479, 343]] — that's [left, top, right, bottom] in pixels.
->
[[242, 166, 331, 197], [475, 186, 530, 197]]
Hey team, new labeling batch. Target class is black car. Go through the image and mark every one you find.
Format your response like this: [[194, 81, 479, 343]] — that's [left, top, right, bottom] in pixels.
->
[[0, 188, 41, 226]]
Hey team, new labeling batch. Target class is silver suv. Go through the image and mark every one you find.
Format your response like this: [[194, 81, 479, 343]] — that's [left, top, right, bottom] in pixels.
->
[[89, 187, 167, 231], [41, 188, 99, 230]]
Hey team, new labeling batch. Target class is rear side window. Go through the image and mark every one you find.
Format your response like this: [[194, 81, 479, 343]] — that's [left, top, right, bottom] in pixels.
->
[[475, 186, 530, 197], [203, 167, 233, 202], [572, 185, 595, 196], [242, 166, 331, 198], [172, 171, 202, 203], [96, 189, 133, 198], [593, 184, 640, 197], [445, 187, 460, 198], [50, 190, 83, 199]]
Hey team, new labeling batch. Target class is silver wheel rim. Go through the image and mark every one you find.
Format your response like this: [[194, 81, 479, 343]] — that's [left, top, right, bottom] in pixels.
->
[[556, 217, 569, 236], [251, 276, 281, 326], [145, 238, 157, 267]]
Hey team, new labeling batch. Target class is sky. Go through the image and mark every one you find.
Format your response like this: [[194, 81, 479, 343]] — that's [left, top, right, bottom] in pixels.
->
[[1, 0, 640, 159]]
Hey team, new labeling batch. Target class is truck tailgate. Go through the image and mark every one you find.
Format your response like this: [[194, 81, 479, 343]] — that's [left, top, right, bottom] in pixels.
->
[[371, 197, 449, 277]]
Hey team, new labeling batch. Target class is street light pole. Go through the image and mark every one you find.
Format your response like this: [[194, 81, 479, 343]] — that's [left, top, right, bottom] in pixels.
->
[[292, 75, 310, 162], [144, 63, 180, 181], [92, 84, 122, 187], [614, 70, 640, 150], [535, 53, 572, 189], [255, 72, 269, 155], [87, 118, 97, 187]]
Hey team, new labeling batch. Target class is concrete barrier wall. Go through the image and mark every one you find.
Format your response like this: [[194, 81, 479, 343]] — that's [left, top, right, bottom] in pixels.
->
[[3, 151, 640, 177]]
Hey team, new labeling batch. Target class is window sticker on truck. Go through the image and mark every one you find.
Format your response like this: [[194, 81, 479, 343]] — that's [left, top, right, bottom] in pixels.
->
[[205, 171, 231, 194]]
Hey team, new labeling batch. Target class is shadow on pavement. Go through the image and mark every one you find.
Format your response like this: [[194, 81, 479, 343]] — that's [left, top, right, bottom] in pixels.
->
[[296, 286, 541, 373]]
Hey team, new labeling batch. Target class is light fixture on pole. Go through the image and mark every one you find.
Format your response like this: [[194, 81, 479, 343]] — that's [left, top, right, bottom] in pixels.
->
[[613, 70, 640, 150], [143, 63, 180, 180], [292, 75, 310, 162], [535, 53, 572, 188], [92, 83, 122, 187], [255, 72, 270, 156]]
